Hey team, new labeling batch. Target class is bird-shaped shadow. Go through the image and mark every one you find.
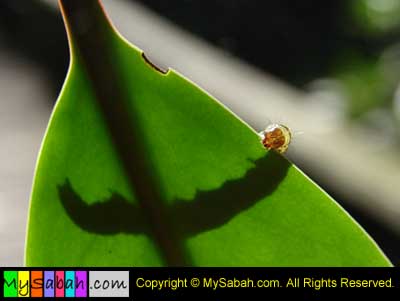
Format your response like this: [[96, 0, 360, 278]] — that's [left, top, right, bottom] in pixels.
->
[[58, 151, 289, 240]]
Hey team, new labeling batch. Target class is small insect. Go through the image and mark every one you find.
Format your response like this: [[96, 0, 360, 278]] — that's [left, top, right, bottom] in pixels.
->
[[259, 123, 292, 154]]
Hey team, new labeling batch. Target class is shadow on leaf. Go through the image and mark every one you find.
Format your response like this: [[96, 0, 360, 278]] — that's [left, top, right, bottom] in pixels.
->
[[58, 151, 290, 239]]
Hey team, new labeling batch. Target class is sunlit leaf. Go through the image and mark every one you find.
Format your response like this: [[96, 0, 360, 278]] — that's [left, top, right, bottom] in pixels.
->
[[25, 0, 391, 267]]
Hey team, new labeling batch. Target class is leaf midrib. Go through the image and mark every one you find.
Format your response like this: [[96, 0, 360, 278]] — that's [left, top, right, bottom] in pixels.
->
[[59, 0, 189, 266]]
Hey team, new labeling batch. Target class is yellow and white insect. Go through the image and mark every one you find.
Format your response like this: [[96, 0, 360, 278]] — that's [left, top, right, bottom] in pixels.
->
[[259, 123, 292, 154]]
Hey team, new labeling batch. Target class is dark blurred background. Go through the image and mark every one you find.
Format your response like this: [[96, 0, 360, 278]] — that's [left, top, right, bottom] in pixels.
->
[[0, 0, 399, 265]]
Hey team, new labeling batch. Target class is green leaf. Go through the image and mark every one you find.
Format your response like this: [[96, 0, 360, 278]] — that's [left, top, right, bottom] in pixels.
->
[[25, 0, 391, 266]]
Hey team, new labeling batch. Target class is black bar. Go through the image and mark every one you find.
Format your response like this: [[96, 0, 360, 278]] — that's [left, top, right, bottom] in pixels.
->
[[1, 267, 399, 299]]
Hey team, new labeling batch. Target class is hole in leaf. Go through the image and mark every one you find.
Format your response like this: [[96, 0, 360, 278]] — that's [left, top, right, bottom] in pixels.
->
[[141, 52, 168, 74]]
